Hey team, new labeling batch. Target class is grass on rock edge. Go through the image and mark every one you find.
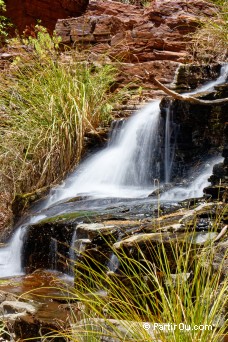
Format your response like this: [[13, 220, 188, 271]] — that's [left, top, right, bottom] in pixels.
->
[[0, 26, 124, 211]]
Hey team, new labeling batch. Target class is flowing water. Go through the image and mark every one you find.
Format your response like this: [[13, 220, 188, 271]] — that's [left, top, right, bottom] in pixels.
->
[[164, 107, 178, 183], [161, 156, 223, 201], [0, 65, 227, 278], [46, 101, 161, 204], [184, 64, 228, 95], [0, 215, 46, 277]]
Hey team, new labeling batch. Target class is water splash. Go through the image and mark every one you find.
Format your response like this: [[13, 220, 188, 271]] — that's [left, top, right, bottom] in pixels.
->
[[47, 101, 161, 204], [161, 157, 223, 201], [185, 64, 228, 95], [0, 214, 46, 278], [107, 253, 120, 272], [164, 107, 177, 183]]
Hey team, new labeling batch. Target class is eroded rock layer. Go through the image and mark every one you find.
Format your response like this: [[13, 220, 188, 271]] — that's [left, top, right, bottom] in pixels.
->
[[56, 0, 217, 99]]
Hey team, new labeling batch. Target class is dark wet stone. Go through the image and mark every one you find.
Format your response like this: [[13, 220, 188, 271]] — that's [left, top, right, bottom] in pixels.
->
[[203, 185, 227, 201]]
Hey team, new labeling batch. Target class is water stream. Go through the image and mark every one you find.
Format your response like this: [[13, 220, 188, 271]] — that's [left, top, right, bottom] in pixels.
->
[[161, 156, 223, 201], [0, 64, 227, 278], [0, 215, 46, 277], [46, 100, 161, 204]]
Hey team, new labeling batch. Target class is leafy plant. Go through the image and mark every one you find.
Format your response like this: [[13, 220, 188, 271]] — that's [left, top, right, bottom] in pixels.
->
[[0, 0, 12, 41]]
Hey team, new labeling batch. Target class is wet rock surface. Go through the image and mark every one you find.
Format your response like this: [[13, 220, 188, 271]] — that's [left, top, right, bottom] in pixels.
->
[[159, 83, 228, 182], [0, 271, 75, 341], [205, 122, 228, 201], [0, 198, 227, 339]]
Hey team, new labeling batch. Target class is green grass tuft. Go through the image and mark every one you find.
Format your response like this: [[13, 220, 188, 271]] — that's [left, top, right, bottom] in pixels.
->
[[0, 26, 123, 205]]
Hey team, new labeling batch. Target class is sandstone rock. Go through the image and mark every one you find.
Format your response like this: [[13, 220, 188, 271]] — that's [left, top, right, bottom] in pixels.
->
[[0, 290, 17, 303], [54, 0, 218, 105], [73, 238, 92, 254], [0, 300, 37, 320], [175, 64, 221, 91], [56, 0, 216, 66], [76, 223, 118, 240], [112, 232, 193, 273], [5, 0, 89, 33], [205, 121, 228, 202]]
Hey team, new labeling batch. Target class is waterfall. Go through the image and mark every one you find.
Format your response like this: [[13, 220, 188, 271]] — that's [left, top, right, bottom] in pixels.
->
[[164, 107, 171, 183], [0, 227, 25, 277], [161, 156, 223, 201], [185, 64, 228, 95], [0, 64, 227, 278], [107, 253, 120, 272], [0, 214, 46, 277], [108, 119, 125, 146], [68, 229, 77, 276], [46, 64, 228, 206], [47, 101, 161, 204]]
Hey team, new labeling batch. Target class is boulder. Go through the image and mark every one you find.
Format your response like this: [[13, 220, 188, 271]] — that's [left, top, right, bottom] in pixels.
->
[[76, 223, 118, 240], [113, 232, 191, 273], [0, 300, 37, 320], [5, 0, 89, 33]]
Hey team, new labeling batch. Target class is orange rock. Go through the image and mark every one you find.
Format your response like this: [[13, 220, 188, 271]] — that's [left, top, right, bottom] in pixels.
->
[[5, 0, 89, 33]]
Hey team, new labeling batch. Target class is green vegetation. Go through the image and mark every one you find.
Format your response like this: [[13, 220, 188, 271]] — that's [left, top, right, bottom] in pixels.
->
[[190, 0, 228, 62], [45, 234, 227, 341], [37, 211, 97, 224], [115, 0, 152, 7], [0, 26, 123, 201], [0, 0, 11, 41]]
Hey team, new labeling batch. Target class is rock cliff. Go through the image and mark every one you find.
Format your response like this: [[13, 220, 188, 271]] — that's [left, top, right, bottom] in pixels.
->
[[56, 0, 217, 100], [5, 0, 89, 33]]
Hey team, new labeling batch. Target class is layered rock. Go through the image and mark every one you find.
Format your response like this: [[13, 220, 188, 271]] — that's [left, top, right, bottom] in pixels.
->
[[55, 0, 217, 99], [159, 81, 228, 183], [56, 0, 216, 61], [5, 0, 89, 33]]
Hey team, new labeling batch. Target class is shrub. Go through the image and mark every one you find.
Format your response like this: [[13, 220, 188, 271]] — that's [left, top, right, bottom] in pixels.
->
[[0, 0, 12, 42], [0, 26, 123, 199]]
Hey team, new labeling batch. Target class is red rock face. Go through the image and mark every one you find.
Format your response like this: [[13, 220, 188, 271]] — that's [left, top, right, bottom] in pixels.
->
[[5, 0, 89, 33], [56, 0, 216, 62], [55, 0, 217, 99]]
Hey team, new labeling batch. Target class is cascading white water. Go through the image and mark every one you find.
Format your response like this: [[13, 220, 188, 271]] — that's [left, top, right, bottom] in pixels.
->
[[184, 64, 228, 95], [46, 64, 228, 206], [0, 214, 46, 277], [0, 227, 25, 277], [161, 156, 223, 201], [0, 64, 227, 278], [164, 107, 177, 183], [47, 101, 161, 204], [164, 107, 171, 183]]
